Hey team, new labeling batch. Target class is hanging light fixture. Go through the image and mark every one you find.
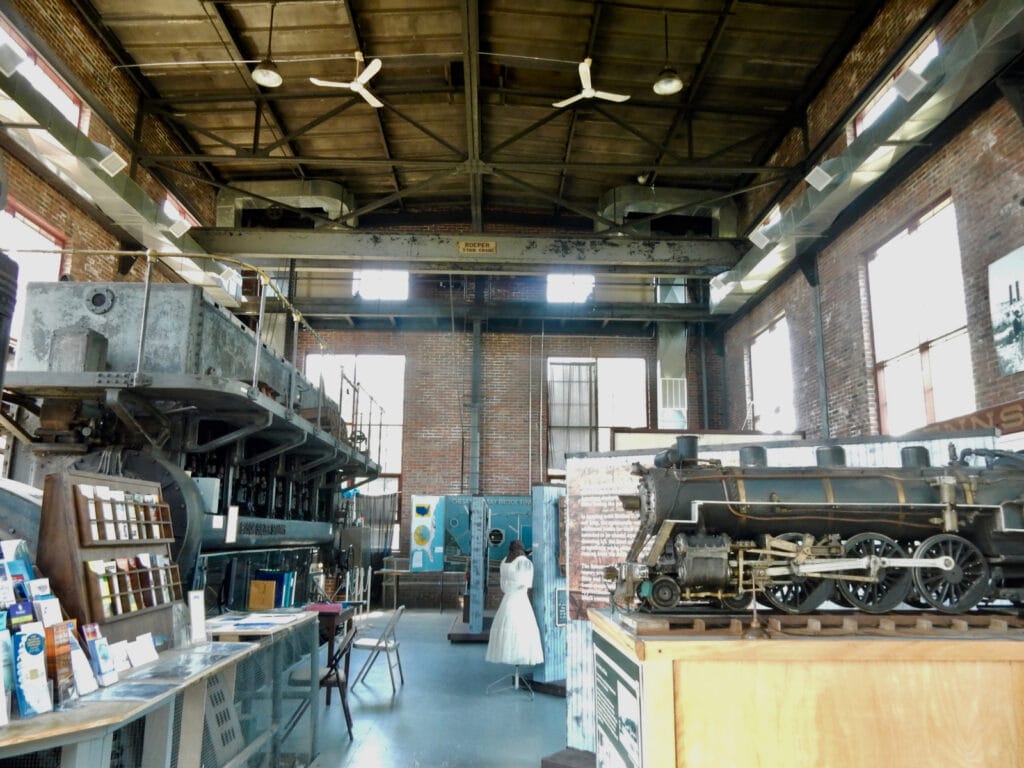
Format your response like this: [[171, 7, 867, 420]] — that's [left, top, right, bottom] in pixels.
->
[[252, 2, 283, 88], [652, 14, 683, 96]]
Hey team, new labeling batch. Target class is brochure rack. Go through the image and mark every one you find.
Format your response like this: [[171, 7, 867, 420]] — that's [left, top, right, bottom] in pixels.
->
[[37, 470, 183, 647]]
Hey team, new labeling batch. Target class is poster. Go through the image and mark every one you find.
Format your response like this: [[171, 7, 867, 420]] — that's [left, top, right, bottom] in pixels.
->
[[593, 633, 642, 768], [988, 244, 1024, 375]]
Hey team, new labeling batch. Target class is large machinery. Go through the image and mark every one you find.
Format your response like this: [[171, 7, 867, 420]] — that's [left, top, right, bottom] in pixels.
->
[[1, 278, 380, 600], [612, 436, 1024, 615]]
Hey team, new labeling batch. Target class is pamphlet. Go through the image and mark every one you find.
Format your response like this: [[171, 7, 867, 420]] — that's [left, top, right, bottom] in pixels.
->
[[13, 625, 52, 717]]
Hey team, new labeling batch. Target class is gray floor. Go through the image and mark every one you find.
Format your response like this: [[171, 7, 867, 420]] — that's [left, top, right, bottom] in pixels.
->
[[315, 608, 568, 768]]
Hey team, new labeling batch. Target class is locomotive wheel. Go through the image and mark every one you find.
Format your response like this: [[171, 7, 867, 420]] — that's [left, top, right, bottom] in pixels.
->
[[759, 533, 834, 614], [836, 533, 913, 613], [718, 592, 753, 611], [649, 577, 681, 610], [912, 534, 991, 613]]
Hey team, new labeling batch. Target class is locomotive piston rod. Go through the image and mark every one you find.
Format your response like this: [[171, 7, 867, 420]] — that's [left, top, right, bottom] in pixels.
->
[[758, 554, 956, 578]]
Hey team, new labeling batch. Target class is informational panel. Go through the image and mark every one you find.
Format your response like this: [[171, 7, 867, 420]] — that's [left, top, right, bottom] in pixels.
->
[[593, 632, 642, 768], [409, 494, 443, 571], [441, 494, 532, 561]]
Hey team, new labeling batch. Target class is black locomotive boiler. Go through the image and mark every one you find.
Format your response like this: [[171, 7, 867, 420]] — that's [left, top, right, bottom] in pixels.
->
[[610, 436, 1024, 614]]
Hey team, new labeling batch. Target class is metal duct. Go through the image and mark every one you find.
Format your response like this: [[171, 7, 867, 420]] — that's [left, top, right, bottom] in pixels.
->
[[710, 0, 1024, 314], [215, 180, 356, 228], [657, 322, 688, 429], [0, 44, 238, 306], [595, 185, 737, 237]]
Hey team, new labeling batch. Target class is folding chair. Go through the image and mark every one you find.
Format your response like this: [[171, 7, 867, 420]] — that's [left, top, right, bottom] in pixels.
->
[[351, 605, 405, 693]]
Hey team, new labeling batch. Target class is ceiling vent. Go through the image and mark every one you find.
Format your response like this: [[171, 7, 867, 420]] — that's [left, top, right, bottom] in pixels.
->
[[595, 185, 737, 238], [216, 180, 356, 228]]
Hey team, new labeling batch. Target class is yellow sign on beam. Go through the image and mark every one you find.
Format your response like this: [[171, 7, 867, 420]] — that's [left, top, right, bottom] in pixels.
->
[[457, 241, 498, 254]]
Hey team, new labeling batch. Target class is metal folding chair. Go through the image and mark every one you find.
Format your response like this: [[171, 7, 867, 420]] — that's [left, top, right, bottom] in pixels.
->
[[351, 605, 405, 693]]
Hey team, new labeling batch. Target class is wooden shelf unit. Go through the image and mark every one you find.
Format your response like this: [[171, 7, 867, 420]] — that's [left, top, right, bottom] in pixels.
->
[[38, 470, 183, 647]]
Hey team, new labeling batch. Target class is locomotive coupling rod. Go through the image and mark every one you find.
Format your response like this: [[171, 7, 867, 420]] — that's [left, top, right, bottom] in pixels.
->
[[764, 555, 955, 577]]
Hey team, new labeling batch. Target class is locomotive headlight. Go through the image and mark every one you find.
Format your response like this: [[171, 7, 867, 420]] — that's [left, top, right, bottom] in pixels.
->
[[603, 565, 620, 583]]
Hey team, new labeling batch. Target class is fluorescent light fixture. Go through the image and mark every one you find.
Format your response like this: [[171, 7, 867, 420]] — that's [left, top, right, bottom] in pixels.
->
[[168, 219, 192, 238], [748, 229, 772, 250], [804, 165, 834, 192], [97, 151, 128, 177], [0, 43, 24, 77], [252, 59, 282, 88], [893, 68, 927, 101]]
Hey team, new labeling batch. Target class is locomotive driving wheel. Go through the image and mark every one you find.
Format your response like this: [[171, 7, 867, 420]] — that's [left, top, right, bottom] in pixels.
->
[[836, 533, 913, 613], [649, 577, 681, 610], [912, 534, 991, 613], [759, 533, 835, 614]]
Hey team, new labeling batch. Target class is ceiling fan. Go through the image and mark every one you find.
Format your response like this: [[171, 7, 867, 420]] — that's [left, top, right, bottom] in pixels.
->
[[310, 53, 384, 108], [552, 58, 629, 109]]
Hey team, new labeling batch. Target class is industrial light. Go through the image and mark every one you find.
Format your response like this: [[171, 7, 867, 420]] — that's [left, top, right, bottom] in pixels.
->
[[251, 2, 282, 88], [252, 59, 282, 88], [652, 14, 684, 96]]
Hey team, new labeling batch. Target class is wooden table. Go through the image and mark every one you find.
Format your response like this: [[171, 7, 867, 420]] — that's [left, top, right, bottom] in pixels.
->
[[0, 641, 259, 768], [378, 568, 449, 611]]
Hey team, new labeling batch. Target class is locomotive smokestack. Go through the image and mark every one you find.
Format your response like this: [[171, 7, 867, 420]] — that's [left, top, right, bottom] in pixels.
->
[[739, 445, 768, 467]]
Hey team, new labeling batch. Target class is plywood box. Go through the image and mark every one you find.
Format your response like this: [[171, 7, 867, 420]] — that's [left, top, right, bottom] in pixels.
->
[[589, 609, 1024, 768]]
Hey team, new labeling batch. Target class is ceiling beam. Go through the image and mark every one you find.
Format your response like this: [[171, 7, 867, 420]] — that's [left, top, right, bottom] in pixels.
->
[[237, 297, 715, 324], [189, 229, 743, 276]]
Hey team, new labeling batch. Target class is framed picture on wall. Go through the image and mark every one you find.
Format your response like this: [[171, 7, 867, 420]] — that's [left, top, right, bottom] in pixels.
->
[[989, 244, 1024, 376]]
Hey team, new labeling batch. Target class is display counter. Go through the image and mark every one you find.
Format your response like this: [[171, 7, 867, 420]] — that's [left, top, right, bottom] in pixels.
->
[[589, 608, 1024, 768]]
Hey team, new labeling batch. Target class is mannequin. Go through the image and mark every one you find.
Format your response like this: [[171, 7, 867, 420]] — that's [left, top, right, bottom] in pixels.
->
[[486, 540, 543, 694]]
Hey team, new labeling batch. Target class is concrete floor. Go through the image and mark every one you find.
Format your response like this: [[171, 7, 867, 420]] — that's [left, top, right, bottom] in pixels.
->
[[315, 608, 568, 768]]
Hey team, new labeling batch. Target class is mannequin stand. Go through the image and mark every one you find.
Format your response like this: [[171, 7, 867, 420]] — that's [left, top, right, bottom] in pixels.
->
[[487, 665, 534, 698]]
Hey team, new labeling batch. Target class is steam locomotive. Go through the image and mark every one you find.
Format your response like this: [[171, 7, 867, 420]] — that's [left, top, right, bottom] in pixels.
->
[[610, 436, 1024, 614]]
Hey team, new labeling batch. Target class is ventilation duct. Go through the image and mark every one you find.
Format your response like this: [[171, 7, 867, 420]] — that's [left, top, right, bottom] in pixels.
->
[[710, 0, 1024, 314], [215, 180, 356, 229], [595, 186, 737, 237], [0, 45, 238, 306], [657, 322, 688, 429]]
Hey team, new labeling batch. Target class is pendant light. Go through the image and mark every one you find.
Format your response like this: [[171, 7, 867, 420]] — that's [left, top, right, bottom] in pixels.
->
[[252, 2, 283, 88], [652, 14, 683, 96]]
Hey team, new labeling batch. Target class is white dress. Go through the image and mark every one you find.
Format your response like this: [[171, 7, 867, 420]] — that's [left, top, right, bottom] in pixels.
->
[[485, 555, 544, 665]]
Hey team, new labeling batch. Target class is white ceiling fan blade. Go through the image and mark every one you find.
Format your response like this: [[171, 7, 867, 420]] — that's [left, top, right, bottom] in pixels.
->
[[594, 91, 630, 103], [578, 58, 593, 91], [356, 57, 382, 85], [310, 76, 355, 89], [552, 92, 585, 109], [357, 86, 383, 108]]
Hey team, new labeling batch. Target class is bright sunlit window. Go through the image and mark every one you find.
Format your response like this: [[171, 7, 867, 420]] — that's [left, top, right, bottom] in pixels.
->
[[0, 205, 63, 343], [305, 353, 405, 479], [747, 317, 796, 433], [353, 270, 409, 300], [868, 200, 975, 434], [547, 273, 594, 303]]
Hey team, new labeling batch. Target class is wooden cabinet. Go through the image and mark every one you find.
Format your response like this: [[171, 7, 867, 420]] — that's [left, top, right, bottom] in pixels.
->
[[589, 609, 1024, 768], [37, 470, 183, 647]]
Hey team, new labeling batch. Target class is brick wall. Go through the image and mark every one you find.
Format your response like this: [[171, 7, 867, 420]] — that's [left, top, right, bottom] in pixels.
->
[[300, 329, 671, 555], [722, 98, 1024, 439]]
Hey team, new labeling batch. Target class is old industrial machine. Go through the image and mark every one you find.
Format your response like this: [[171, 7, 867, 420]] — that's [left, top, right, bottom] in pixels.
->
[[611, 435, 1024, 614], [0, 277, 380, 603]]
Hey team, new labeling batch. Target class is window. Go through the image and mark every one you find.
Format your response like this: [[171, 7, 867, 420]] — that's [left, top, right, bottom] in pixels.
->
[[0, 18, 86, 132], [0, 205, 63, 343], [305, 353, 405, 494], [747, 318, 796, 433], [353, 270, 408, 301], [852, 38, 938, 139], [547, 356, 646, 470], [547, 273, 594, 303], [868, 201, 975, 434]]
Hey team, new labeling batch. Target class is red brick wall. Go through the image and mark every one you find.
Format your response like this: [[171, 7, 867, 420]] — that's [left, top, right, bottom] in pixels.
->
[[722, 98, 1024, 439], [300, 329, 665, 555]]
